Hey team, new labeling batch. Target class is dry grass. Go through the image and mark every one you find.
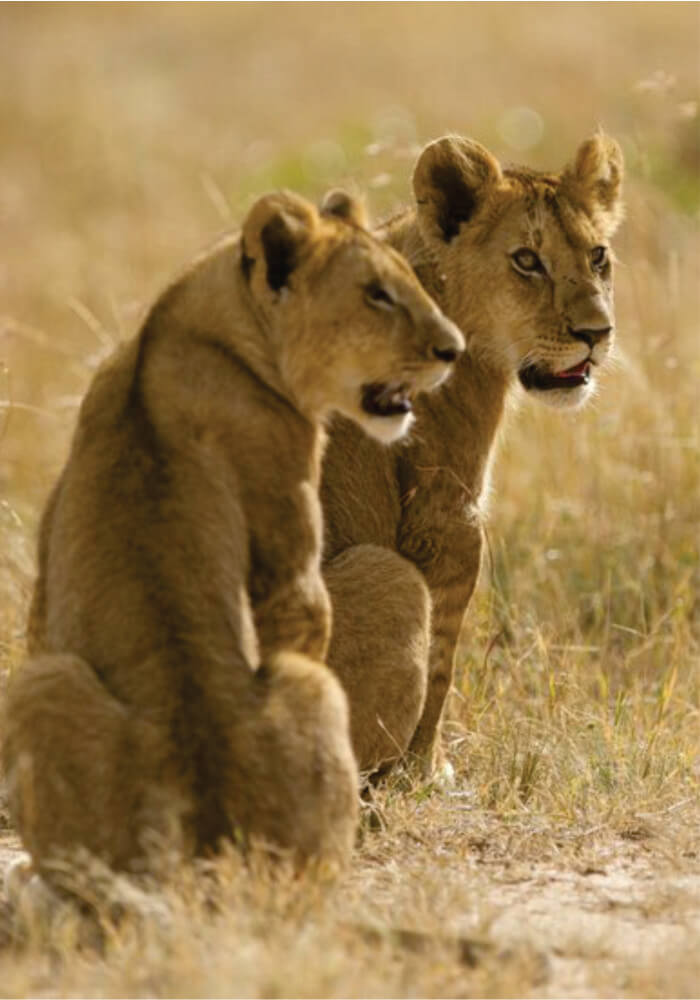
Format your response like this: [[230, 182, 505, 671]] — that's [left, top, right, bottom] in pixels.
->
[[0, 4, 698, 997]]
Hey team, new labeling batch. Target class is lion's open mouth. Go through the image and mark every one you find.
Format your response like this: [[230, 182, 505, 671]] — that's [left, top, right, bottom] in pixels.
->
[[361, 381, 413, 418], [518, 359, 592, 392]]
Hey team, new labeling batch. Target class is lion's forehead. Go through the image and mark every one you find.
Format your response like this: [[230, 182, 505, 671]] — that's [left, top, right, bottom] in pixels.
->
[[307, 230, 417, 287], [495, 185, 604, 264]]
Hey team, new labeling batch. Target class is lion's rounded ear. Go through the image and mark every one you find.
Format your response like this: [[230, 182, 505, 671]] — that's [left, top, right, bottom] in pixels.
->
[[413, 136, 502, 245], [561, 133, 624, 233], [242, 192, 319, 293], [320, 189, 369, 229]]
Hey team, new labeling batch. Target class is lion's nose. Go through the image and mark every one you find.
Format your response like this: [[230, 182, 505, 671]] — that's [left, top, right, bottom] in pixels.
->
[[429, 315, 465, 363], [570, 325, 612, 349]]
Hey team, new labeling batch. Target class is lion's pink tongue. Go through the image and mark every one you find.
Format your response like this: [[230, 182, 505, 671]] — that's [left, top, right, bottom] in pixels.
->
[[555, 360, 589, 379]]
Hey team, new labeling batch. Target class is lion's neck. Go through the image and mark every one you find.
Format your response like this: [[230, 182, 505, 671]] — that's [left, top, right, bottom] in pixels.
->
[[138, 241, 322, 476], [383, 211, 511, 508], [171, 239, 295, 409], [403, 352, 509, 515]]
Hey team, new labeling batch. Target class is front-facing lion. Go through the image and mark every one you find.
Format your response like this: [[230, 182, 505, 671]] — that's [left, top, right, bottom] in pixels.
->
[[2, 189, 464, 882], [321, 134, 624, 777]]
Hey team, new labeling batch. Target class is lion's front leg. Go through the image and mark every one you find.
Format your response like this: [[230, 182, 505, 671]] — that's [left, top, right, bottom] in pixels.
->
[[252, 567, 332, 664], [404, 520, 483, 778], [407, 619, 461, 778], [248, 481, 332, 664], [224, 650, 358, 868]]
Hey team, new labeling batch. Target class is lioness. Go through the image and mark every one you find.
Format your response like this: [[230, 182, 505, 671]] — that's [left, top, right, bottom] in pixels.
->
[[321, 134, 624, 776], [2, 189, 464, 881]]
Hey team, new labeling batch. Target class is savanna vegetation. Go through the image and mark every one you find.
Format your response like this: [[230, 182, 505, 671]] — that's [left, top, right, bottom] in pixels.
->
[[0, 4, 697, 996]]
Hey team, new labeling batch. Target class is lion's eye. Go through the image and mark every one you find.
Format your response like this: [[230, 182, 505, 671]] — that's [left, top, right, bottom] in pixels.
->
[[591, 246, 608, 270], [511, 248, 545, 275], [365, 283, 396, 310]]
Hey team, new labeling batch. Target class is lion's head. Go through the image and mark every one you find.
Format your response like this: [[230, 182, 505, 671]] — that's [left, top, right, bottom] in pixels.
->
[[410, 133, 624, 408], [241, 190, 464, 442]]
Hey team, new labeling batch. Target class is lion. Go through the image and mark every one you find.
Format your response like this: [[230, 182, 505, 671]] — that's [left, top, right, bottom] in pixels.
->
[[320, 133, 624, 777], [1, 187, 465, 886]]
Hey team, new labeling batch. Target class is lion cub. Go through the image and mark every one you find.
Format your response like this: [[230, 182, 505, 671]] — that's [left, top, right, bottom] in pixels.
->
[[2, 189, 463, 880]]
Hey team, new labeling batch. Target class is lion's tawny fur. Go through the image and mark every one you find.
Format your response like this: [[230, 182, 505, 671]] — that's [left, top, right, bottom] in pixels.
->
[[2, 189, 463, 877], [321, 134, 624, 776]]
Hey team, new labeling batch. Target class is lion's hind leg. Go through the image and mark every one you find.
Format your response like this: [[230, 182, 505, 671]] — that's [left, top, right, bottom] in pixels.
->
[[2, 654, 178, 880], [323, 544, 431, 776]]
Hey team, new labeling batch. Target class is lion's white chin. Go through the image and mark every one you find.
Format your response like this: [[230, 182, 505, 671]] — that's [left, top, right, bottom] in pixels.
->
[[358, 410, 415, 444], [525, 380, 596, 411]]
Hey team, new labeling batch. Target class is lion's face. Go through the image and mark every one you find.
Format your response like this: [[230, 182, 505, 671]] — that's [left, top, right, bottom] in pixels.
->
[[242, 191, 465, 443], [411, 134, 624, 409], [467, 186, 616, 409]]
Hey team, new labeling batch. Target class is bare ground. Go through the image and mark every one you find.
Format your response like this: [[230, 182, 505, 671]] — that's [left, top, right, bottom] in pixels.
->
[[0, 790, 698, 998]]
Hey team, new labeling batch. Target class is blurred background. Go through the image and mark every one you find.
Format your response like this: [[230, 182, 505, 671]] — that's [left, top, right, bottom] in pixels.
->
[[0, 3, 698, 688]]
